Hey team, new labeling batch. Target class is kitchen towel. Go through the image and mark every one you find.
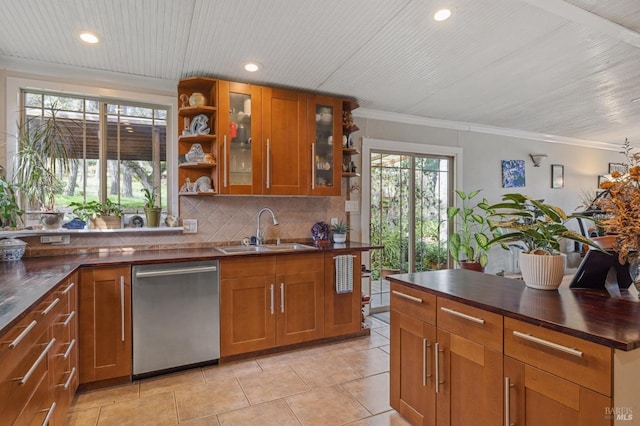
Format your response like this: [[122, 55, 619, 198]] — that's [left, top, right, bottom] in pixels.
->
[[335, 255, 354, 294]]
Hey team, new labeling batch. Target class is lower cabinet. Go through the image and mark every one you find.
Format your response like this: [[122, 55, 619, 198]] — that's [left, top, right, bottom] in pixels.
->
[[79, 266, 132, 384], [391, 282, 616, 426], [0, 272, 78, 425], [323, 251, 362, 337], [220, 253, 324, 356]]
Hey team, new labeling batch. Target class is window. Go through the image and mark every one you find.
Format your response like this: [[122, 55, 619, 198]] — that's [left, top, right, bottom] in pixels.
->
[[20, 90, 168, 214]]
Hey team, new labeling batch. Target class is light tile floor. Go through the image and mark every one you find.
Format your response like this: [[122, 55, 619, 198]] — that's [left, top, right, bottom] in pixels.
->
[[66, 317, 410, 426]]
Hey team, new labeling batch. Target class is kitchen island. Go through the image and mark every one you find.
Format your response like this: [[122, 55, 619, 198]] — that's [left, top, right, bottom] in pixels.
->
[[388, 269, 640, 425]]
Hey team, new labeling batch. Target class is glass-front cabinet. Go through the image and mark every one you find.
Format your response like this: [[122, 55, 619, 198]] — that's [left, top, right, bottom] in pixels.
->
[[218, 81, 262, 194], [309, 95, 342, 196]]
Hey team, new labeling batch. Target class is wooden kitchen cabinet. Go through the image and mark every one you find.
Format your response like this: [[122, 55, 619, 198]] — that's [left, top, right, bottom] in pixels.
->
[[0, 273, 77, 425], [323, 251, 362, 337], [79, 266, 131, 384], [390, 285, 503, 426], [220, 253, 324, 357], [309, 94, 343, 195], [178, 77, 219, 198], [504, 317, 612, 425]]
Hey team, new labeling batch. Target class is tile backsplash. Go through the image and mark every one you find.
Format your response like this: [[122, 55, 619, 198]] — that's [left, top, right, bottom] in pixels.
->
[[22, 194, 348, 256]]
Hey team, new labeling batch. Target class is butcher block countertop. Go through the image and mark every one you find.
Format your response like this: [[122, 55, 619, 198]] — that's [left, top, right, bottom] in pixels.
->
[[0, 241, 378, 338], [387, 269, 640, 351]]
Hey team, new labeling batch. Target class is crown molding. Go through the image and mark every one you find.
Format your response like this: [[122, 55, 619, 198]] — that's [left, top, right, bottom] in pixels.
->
[[352, 107, 619, 151]]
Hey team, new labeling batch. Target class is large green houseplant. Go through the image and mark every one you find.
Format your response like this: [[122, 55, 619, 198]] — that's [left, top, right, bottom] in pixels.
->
[[485, 193, 603, 289], [13, 106, 77, 228], [0, 175, 24, 229], [447, 189, 493, 271]]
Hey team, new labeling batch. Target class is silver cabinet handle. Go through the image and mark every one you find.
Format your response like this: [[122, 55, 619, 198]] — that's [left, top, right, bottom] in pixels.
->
[[505, 376, 515, 426], [280, 283, 285, 313], [8, 320, 37, 348], [18, 338, 55, 385], [120, 276, 125, 342], [60, 367, 76, 390], [62, 282, 75, 295], [135, 265, 217, 278], [512, 330, 583, 357], [440, 306, 485, 324], [270, 284, 274, 315], [41, 401, 56, 426], [42, 298, 60, 316], [266, 138, 271, 189], [391, 290, 422, 304], [311, 142, 315, 190], [223, 135, 228, 188], [60, 311, 75, 327], [422, 339, 429, 386], [62, 339, 76, 360], [435, 342, 445, 393]]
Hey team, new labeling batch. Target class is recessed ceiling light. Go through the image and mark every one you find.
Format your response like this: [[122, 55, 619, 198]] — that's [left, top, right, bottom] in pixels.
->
[[244, 62, 260, 72], [433, 8, 452, 22], [79, 31, 100, 44]]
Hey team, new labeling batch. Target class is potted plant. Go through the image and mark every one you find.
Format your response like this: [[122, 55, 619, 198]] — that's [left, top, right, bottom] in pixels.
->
[[447, 189, 493, 272], [142, 187, 161, 227], [0, 176, 24, 229], [330, 219, 351, 243], [485, 193, 604, 290], [13, 105, 77, 229], [69, 199, 123, 229]]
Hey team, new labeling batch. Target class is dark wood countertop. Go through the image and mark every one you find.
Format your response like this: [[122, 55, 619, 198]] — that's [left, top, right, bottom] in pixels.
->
[[0, 242, 380, 337], [388, 269, 640, 351]]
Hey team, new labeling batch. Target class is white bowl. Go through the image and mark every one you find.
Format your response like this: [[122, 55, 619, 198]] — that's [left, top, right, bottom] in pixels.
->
[[0, 238, 27, 261]]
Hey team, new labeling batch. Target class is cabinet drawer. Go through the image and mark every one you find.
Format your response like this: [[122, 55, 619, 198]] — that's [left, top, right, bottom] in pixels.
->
[[390, 283, 436, 325], [437, 298, 503, 352], [504, 317, 612, 397]]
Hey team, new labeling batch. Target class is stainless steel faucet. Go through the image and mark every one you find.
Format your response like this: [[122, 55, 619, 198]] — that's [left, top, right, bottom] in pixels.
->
[[256, 207, 279, 245]]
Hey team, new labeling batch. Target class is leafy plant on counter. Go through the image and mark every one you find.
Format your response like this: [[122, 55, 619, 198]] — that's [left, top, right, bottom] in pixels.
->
[[69, 199, 124, 220], [330, 219, 351, 234], [0, 176, 24, 228], [141, 187, 158, 209]]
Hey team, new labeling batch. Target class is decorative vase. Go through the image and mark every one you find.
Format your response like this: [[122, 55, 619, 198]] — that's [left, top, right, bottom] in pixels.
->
[[460, 261, 484, 272], [519, 252, 566, 290], [627, 253, 640, 297], [144, 207, 162, 228]]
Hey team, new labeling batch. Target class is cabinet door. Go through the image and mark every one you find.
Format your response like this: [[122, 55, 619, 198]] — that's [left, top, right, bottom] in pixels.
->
[[79, 266, 131, 384], [218, 80, 263, 194], [323, 251, 362, 337], [435, 329, 503, 426], [309, 95, 342, 195], [275, 254, 324, 346], [504, 356, 612, 426], [262, 87, 308, 195], [390, 309, 436, 426], [220, 274, 276, 356]]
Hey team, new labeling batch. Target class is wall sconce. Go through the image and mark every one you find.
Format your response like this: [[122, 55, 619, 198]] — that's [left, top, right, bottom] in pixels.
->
[[529, 153, 548, 167]]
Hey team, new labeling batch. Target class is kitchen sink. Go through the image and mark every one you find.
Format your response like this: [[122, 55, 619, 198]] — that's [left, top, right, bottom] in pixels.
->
[[215, 243, 317, 255]]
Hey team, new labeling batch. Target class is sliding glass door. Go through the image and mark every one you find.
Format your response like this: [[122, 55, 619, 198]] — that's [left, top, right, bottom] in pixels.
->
[[368, 150, 453, 312]]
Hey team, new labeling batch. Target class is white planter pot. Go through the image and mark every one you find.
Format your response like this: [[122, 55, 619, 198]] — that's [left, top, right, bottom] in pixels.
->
[[519, 252, 566, 290], [333, 233, 347, 243]]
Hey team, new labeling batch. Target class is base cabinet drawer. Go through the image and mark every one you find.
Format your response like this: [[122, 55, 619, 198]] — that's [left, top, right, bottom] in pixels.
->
[[505, 317, 612, 396]]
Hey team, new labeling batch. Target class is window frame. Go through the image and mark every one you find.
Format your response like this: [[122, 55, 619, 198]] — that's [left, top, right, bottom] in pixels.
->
[[6, 76, 178, 215]]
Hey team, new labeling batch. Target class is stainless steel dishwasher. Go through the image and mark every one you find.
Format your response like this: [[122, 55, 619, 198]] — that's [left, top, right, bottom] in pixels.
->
[[132, 260, 219, 378]]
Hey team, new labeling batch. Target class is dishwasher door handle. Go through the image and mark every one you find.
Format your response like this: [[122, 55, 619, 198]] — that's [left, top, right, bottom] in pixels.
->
[[135, 266, 217, 278]]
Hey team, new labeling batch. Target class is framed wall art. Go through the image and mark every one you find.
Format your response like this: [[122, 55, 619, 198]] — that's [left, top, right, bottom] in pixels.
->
[[551, 164, 564, 189], [502, 160, 525, 188], [609, 163, 627, 174]]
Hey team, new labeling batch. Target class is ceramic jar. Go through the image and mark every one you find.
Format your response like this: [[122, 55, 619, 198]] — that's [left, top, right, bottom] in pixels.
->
[[189, 92, 206, 107]]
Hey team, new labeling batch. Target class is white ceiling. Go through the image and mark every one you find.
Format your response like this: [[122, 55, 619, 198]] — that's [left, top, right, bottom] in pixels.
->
[[1, 0, 640, 148]]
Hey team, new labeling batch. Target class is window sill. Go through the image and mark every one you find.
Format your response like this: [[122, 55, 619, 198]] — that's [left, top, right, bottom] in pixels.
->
[[0, 227, 185, 239]]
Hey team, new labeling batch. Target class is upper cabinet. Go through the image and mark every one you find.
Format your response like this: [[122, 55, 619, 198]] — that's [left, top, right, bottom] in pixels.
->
[[218, 81, 262, 194], [309, 95, 342, 196], [177, 78, 218, 196], [179, 77, 347, 196]]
